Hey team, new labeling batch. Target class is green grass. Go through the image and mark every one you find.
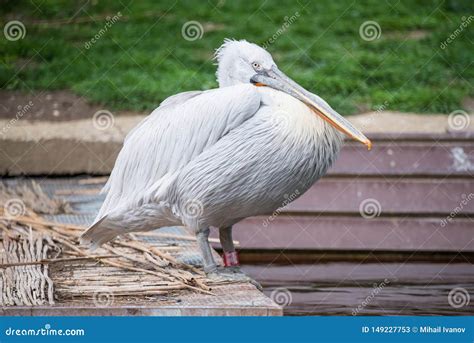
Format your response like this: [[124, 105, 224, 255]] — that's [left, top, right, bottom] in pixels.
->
[[1, 0, 473, 114]]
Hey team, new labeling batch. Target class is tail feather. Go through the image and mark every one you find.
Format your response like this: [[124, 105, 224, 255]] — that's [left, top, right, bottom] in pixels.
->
[[80, 202, 179, 249], [80, 215, 122, 250]]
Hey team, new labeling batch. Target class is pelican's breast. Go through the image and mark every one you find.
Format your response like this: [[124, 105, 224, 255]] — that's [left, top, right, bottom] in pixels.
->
[[252, 87, 344, 196], [168, 87, 343, 227]]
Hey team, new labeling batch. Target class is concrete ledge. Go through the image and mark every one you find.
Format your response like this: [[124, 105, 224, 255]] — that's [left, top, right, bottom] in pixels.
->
[[0, 115, 144, 175], [1, 112, 472, 176]]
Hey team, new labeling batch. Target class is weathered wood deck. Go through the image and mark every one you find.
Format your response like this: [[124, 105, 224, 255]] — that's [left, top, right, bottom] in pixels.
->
[[0, 178, 281, 316], [3, 281, 280, 316]]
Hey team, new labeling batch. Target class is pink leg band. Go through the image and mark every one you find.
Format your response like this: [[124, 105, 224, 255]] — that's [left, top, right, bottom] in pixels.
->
[[223, 251, 240, 267]]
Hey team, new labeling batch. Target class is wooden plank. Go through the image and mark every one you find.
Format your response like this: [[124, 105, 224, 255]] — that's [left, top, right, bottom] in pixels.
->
[[361, 132, 474, 141], [328, 141, 474, 176], [0, 283, 282, 316], [236, 250, 474, 264], [286, 177, 474, 215], [231, 216, 474, 251], [362, 131, 474, 143]]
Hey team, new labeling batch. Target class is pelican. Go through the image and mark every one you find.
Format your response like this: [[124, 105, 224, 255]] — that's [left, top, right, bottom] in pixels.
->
[[81, 39, 371, 281]]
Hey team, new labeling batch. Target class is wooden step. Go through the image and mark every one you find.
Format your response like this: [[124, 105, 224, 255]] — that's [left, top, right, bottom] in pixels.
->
[[329, 133, 474, 176], [285, 177, 474, 215], [231, 216, 473, 252], [230, 133, 474, 253]]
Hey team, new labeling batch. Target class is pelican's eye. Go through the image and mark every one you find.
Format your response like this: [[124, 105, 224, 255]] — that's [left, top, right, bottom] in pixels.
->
[[252, 62, 263, 72]]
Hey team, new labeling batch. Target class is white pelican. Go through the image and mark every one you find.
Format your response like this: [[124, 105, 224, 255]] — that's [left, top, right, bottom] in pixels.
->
[[81, 39, 371, 280]]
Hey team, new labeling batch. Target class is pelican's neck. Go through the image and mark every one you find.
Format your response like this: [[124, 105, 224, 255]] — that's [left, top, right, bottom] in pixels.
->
[[258, 87, 341, 136], [216, 70, 242, 88]]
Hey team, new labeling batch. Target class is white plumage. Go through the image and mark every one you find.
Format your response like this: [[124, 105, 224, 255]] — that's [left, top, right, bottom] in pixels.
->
[[81, 39, 370, 275]]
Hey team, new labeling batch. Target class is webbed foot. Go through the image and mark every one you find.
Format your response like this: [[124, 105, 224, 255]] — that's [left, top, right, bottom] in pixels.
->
[[206, 266, 262, 291]]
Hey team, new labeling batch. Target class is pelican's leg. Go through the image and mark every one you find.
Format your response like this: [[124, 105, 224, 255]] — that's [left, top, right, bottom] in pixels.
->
[[196, 227, 217, 273], [204, 226, 262, 290], [196, 226, 262, 290], [219, 226, 240, 271]]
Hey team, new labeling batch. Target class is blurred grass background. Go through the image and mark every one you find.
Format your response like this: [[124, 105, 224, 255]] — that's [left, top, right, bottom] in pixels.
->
[[0, 0, 472, 114]]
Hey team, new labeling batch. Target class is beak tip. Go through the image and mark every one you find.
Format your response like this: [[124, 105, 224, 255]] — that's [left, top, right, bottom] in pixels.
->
[[366, 140, 372, 150]]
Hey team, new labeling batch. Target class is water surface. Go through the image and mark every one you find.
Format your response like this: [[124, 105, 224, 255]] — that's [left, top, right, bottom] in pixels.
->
[[243, 262, 474, 315]]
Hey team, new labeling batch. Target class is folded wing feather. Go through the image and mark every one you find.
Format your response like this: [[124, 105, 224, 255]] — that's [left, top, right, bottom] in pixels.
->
[[96, 84, 262, 221]]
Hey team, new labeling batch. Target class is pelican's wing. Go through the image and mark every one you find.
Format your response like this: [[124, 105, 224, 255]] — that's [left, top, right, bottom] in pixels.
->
[[158, 90, 202, 107], [96, 84, 261, 219], [122, 91, 203, 144]]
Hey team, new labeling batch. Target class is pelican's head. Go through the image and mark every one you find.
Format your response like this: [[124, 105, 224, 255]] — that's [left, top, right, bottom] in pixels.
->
[[215, 39, 371, 149]]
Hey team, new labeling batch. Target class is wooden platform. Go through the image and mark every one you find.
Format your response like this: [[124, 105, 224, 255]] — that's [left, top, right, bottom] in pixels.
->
[[0, 178, 281, 316], [3, 282, 280, 316]]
